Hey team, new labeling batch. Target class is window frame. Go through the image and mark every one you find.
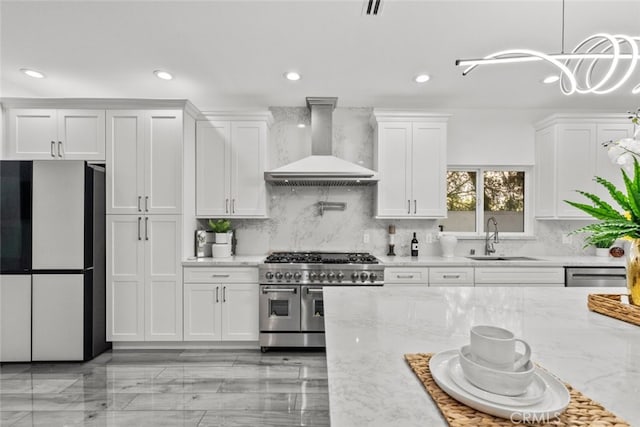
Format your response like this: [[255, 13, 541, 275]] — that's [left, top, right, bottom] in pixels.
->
[[444, 166, 533, 239]]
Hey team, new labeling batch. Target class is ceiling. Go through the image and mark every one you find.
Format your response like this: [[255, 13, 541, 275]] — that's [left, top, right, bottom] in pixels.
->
[[2, 0, 640, 111]]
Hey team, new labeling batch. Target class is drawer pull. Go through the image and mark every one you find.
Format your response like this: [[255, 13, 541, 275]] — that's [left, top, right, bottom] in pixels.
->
[[211, 274, 230, 278], [443, 274, 461, 279], [397, 274, 414, 279]]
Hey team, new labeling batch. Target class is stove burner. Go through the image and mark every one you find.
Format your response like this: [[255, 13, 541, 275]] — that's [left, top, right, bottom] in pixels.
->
[[264, 252, 379, 264]]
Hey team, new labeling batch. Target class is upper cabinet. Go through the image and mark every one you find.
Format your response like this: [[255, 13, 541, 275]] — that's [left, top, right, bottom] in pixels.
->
[[4, 109, 105, 160], [534, 115, 634, 219], [195, 111, 273, 218], [372, 110, 449, 219], [106, 110, 183, 215]]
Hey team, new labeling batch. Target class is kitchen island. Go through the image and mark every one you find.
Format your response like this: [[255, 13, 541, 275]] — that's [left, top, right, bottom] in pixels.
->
[[323, 286, 639, 426]]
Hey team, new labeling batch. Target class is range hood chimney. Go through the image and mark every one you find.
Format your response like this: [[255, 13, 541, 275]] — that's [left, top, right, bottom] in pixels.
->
[[264, 97, 378, 186]]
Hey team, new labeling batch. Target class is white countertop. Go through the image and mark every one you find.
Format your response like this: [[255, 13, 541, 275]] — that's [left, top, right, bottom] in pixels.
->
[[182, 256, 265, 266], [323, 286, 639, 426]]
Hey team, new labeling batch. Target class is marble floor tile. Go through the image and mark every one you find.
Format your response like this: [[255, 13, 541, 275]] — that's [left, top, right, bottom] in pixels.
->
[[107, 350, 236, 366], [157, 365, 302, 380], [64, 393, 138, 411], [0, 379, 78, 394], [0, 393, 77, 411], [234, 352, 327, 368], [197, 409, 330, 427], [62, 376, 224, 394], [0, 411, 28, 426], [125, 392, 297, 411], [0, 365, 30, 379], [218, 378, 328, 394], [11, 410, 205, 427], [295, 393, 330, 411]]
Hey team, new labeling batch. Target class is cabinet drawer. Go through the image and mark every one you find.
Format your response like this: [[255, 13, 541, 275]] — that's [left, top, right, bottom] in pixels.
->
[[474, 267, 564, 284], [184, 267, 258, 283], [385, 267, 428, 284], [429, 267, 474, 285]]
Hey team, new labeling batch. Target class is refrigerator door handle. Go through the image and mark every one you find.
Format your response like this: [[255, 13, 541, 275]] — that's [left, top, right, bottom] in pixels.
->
[[137, 217, 142, 240], [50, 141, 56, 157], [57, 141, 63, 158], [145, 217, 149, 241]]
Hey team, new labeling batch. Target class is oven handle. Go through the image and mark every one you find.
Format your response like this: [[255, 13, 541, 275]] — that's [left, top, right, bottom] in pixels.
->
[[306, 288, 323, 294], [261, 287, 297, 294]]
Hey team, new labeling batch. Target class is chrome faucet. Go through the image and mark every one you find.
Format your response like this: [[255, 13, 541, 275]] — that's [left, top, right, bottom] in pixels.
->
[[485, 217, 499, 255]]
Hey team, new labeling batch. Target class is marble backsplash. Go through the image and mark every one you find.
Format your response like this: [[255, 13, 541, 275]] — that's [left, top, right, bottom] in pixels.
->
[[218, 107, 596, 257]]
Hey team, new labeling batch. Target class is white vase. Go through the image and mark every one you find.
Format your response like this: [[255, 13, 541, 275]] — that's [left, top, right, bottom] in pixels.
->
[[440, 235, 458, 258], [214, 232, 230, 244], [595, 247, 610, 257]]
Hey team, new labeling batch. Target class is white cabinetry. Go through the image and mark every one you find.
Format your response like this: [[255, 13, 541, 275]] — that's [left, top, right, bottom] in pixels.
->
[[183, 267, 259, 341], [372, 111, 448, 218], [385, 267, 429, 286], [196, 112, 272, 218], [474, 267, 564, 287], [429, 267, 474, 287], [106, 110, 183, 215], [534, 115, 634, 219], [5, 109, 105, 160], [106, 215, 182, 341]]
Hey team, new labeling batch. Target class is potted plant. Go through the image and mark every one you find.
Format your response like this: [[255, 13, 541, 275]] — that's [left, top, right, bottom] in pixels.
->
[[592, 236, 616, 257], [208, 219, 232, 244]]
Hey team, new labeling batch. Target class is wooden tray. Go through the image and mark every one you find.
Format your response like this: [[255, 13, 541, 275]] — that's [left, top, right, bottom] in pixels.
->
[[587, 294, 640, 326]]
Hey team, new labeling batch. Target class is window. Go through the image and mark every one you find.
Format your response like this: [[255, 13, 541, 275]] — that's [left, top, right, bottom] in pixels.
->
[[440, 167, 531, 235]]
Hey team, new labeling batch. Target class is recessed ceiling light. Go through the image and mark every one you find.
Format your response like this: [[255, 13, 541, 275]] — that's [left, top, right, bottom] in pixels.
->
[[154, 70, 173, 80], [542, 75, 560, 84], [284, 71, 301, 81], [297, 124, 306, 128], [414, 74, 430, 83], [20, 68, 45, 79]]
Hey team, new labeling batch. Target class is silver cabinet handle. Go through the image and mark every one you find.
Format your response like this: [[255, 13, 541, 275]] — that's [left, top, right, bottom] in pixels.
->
[[232, 199, 235, 214], [414, 199, 417, 214], [138, 196, 142, 212], [137, 217, 142, 240], [261, 287, 297, 294], [223, 286, 226, 302], [216, 286, 219, 303], [57, 141, 63, 158], [443, 274, 461, 279], [211, 274, 230, 278], [408, 200, 411, 214], [145, 196, 149, 212], [50, 141, 55, 157], [145, 217, 149, 240], [226, 198, 229, 214], [397, 274, 414, 279], [306, 288, 323, 294]]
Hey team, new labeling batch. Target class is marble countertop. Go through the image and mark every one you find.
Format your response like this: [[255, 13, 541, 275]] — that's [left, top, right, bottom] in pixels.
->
[[182, 256, 265, 266], [323, 286, 639, 426]]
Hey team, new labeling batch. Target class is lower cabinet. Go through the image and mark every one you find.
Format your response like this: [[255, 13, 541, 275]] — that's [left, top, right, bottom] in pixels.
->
[[429, 267, 474, 287], [474, 267, 564, 287], [183, 267, 259, 341], [385, 267, 429, 286]]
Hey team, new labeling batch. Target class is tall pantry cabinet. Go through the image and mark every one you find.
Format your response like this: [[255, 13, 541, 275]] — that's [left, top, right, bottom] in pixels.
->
[[106, 104, 198, 342]]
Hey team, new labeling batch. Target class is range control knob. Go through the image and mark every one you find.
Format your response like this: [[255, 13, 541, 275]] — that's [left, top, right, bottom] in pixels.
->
[[369, 273, 378, 282], [318, 272, 327, 281], [293, 272, 302, 281], [275, 272, 283, 280], [309, 272, 317, 281], [336, 272, 345, 281], [284, 272, 292, 280], [351, 272, 359, 281], [265, 272, 274, 280], [360, 272, 369, 281], [327, 272, 336, 281]]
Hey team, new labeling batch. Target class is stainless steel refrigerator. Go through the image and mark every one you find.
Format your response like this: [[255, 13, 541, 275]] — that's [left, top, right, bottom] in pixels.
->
[[0, 160, 110, 361]]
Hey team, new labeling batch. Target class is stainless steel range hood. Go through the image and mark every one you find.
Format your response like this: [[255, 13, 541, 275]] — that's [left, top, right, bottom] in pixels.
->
[[264, 97, 378, 186]]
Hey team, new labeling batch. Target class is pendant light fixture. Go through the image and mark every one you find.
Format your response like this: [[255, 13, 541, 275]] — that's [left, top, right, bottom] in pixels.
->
[[455, 0, 640, 95]]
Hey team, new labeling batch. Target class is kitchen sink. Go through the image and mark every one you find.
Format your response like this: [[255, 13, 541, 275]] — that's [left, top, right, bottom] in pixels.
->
[[466, 256, 540, 261]]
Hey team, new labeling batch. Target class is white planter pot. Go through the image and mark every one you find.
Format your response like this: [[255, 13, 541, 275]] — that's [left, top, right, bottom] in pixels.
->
[[595, 248, 610, 257], [214, 232, 230, 244]]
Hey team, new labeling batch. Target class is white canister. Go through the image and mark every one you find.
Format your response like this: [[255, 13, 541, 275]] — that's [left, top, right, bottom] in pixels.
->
[[440, 234, 458, 258], [595, 247, 610, 257], [212, 243, 232, 258]]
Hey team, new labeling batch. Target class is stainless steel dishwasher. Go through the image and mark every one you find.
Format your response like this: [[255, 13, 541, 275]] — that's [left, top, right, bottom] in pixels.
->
[[565, 267, 626, 287]]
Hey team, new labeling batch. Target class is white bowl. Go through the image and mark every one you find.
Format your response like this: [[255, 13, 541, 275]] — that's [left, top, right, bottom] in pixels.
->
[[458, 345, 535, 396]]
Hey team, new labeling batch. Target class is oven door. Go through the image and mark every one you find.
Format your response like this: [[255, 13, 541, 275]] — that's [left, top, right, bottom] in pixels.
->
[[259, 285, 301, 332], [301, 286, 324, 332]]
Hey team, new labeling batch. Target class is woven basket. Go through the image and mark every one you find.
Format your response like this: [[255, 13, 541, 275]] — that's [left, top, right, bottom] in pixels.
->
[[587, 294, 640, 326]]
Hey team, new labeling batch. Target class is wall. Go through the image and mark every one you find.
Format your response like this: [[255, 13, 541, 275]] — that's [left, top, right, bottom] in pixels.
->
[[228, 106, 603, 257]]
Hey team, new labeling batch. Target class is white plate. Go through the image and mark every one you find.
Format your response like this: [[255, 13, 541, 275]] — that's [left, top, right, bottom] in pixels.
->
[[429, 350, 571, 421], [447, 356, 547, 407]]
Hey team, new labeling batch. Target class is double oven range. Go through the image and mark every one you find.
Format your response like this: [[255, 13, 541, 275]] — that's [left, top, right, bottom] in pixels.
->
[[258, 252, 384, 351]]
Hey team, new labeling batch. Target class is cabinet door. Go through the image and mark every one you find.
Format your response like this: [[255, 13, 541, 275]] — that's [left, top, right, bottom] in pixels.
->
[[144, 215, 182, 341], [106, 215, 145, 341], [145, 111, 183, 214], [57, 110, 106, 160], [230, 121, 267, 216], [411, 122, 446, 217], [534, 127, 556, 218], [184, 283, 222, 341], [596, 123, 635, 208], [106, 111, 145, 214], [556, 124, 596, 218], [376, 122, 412, 217], [196, 120, 231, 216], [0, 275, 31, 362], [221, 283, 259, 341], [7, 109, 58, 159]]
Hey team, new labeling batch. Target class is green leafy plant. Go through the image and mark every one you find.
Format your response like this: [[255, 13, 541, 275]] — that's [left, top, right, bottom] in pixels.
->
[[565, 157, 640, 247], [592, 236, 616, 249], [208, 219, 231, 233]]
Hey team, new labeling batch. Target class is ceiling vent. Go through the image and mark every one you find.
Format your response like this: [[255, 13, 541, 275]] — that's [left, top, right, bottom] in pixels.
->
[[362, 0, 383, 16]]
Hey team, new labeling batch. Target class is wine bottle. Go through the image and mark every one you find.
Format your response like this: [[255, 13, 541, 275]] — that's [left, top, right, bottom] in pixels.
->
[[411, 232, 419, 257]]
